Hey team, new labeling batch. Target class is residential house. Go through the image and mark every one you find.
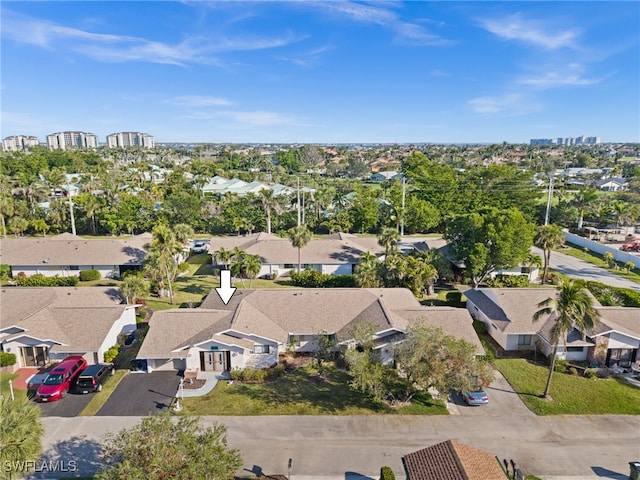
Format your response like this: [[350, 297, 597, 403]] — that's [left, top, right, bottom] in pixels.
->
[[465, 287, 640, 366], [370, 171, 404, 182], [596, 177, 628, 192], [136, 288, 484, 374], [402, 440, 507, 480], [0, 232, 150, 279], [0, 287, 137, 368], [209, 232, 385, 277]]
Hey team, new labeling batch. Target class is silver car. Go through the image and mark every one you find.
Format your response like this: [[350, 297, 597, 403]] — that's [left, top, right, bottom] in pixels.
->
[[464, 389, 489, 406]]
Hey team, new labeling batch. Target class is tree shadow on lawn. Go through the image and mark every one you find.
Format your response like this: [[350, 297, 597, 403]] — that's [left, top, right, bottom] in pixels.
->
[[231, 367, 388, 414]]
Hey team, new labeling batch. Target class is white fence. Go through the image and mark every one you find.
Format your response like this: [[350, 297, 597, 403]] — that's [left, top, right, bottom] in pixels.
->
[[564, 232, 640, 269]]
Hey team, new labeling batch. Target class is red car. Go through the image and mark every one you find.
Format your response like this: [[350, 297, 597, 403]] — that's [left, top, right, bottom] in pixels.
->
[[36, 356, 87, 402]]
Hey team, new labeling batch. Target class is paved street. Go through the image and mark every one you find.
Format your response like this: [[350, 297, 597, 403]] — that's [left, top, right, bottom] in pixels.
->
[[36, 413, 639, 480], [533, 246, 640, 291]]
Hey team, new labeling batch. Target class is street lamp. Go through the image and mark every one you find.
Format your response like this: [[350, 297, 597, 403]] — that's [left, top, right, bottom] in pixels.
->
[[173, 378, 184, 412]]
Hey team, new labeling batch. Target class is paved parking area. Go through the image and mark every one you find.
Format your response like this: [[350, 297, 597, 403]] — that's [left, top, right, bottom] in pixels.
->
[[448, 370, 533, 416], [36, 390, 95, 417], [97, 371, 181, 416]]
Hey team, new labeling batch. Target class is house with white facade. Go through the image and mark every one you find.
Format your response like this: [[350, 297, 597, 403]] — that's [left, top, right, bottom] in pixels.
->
[[0, 232, 150, 279], [465, 287, 640, 366], [136, 288, 484, 375], [0, 287, 137, 368]]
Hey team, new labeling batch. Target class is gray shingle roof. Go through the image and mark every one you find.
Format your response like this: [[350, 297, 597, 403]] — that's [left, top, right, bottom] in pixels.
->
[[0, 287, 127, 351], [1, 233, 150, 266], [591, 307, 640, 340]]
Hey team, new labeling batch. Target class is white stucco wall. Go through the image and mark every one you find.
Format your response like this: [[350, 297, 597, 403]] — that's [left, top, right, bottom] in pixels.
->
[[606, 331, 640, 349], [97, 307, 138, 363], [10, 265, 119, 278]]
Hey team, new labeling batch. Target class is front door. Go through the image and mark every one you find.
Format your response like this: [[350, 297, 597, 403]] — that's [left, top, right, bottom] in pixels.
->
[[200, 351, 229, 371], [20, 346, 47, 367]]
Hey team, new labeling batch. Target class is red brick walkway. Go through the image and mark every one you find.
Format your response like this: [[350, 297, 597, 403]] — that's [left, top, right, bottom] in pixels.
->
[[10, 367, 43, 390]]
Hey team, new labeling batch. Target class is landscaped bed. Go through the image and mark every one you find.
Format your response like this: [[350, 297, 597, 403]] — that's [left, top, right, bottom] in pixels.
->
[[494, 358, 640, 415], [180, 363, 447, 416]]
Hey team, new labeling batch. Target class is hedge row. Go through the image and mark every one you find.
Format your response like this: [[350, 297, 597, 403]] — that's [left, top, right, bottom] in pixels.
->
[[290, 269, 355, 288], [15, 274, 79, 287], [79, 269, 101, 281], [229, 364, 285, 382], [586, 281, 640, 307]]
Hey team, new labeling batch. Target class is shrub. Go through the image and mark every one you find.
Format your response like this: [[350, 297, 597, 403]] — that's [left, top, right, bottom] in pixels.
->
[[0, 264, 10, 280], [229, 366, 282, 382], [584, 369, 598, 379], [553, 358, 568, 373], [486, 274, 530, 288], [79, 269, 101, 281], [16, 274, 79, 287], [0, 352, 17, 367], [290, 269, 355, 288], [380, 466, 395, 480], [586, 281, 640, 307], [104, 345, 121, 363], [568, 367, 578, 376]]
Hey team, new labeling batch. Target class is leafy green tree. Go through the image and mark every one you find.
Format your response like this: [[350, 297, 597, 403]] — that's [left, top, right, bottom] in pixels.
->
[[288, 225, 311, 273], [571, 189, 599, 229], [392, 323, 494, 402], [349, 189, 380, 234], [147, 223, 182, 304], [0, 395, 44, 480], [96, 414, 242, 480], [404, 196, 440, 234], [343, 322, 386, 401], [533, 279, 600, 398], [354, 252, 384, 288], [445, 207, 535, 287], [378, 227, 400, 259], [534, 224, 565, 284], [7, 216, 29, 237], [213, 247, 233, 270], [0, 196, 15, 238]]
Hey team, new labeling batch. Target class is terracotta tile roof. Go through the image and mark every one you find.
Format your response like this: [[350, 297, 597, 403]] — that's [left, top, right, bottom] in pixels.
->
[[402, 440, 506, 480]]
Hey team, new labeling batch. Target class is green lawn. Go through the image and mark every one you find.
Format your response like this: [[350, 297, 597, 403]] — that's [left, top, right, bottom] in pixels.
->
[[494, 358, 640, 415], [181, 363, 447, 416], [0, 372, 21, 397]]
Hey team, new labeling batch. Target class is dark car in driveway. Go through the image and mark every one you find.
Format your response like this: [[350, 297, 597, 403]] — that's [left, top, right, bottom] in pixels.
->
[[75, 364, 114, 393]]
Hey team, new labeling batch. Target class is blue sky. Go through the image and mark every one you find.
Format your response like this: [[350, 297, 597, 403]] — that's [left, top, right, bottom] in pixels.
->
[[2, 1, 639, 144]]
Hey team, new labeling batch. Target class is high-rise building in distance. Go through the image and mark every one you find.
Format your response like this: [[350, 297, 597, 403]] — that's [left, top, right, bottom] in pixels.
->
[[106, 131, 155, 149], [2, 135, 40, 151], [530, 135, 601, 146], [46, 131, 98, 150]]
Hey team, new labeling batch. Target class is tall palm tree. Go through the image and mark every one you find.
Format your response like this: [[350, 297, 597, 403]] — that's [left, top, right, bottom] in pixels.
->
[[213, 247, 233, 270], [259, 189, 282, 235], [120, 274, 150, 304], [571, 189, 599, 229], [149, 223, 182, 304], [533, 279, 600, 398], [354, 252, 383, 287], [288, 225, 311, 273], [534, 224, 564, 284], [173, 223, 195, 249], [0, 195, 15, 238], [0, 395, 44, 479]]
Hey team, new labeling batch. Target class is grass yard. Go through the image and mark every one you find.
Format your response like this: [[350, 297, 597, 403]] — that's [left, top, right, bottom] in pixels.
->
[[0, 372, 21, 397], [494, 358, 640, 415], [181, 363, 447, 416]]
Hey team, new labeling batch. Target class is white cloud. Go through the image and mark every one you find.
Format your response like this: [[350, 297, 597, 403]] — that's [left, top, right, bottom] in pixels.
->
[[1, 10, 300, 66], [166, 95, 235, 107], [220, 110, 298, 127], [478, 14, 580, 50], [468, 93, 541, 116], [518, 64, 605, 88]]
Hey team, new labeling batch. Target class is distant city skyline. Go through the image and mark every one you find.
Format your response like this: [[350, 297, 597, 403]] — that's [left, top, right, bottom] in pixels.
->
[[1, 2, 638, 144]]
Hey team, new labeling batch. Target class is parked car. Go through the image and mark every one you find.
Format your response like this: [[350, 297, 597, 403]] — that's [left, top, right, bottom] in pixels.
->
[[75, 364, 114, 393], [36, 356, 87, 402], [463, 389, 489, 406], [192, 241, 208, 254]]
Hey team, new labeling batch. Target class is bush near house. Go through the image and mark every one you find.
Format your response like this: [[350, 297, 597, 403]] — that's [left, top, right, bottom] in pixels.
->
[[0, 352, 17, 367], [290, 269, 356, 288], [380, 466, 395, 480], [0, 264, 9, 280], [16, 274, 79, 287], [585, 281, 640, 307], [486, 274, 530, 288], [104, 345, 121, 363], [79, 269, 101, 281]]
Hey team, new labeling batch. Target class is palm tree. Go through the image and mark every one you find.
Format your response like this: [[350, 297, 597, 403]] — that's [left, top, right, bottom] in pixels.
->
[[243, 254, 262, 288], [534, 224, 564, 284], [259, 189, 282, 234], [0, 395, 44, 479], [354, 252, 383, 287], [377, 227, 400, 260], [533, 279, 600, 398], [173, 223, 195, 250], [149, 223, 182, 304], [571, 189, 599, 229], [288, 225, 311, 273], [120, 274, 150, 304], [213, 247, 233, 270], [0, 195, 15, 238]]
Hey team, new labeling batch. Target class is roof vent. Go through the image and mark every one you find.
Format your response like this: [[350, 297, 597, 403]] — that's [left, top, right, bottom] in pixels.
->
[[42, 258, 49, 263]]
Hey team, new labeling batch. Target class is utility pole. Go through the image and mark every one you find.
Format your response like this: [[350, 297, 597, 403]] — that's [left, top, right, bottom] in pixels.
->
[[544, 175, 554, 226], [400, 176, 406, 236], [67, 181, 76, 235]]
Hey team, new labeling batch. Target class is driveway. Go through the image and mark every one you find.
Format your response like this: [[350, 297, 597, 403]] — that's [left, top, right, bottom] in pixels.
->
[[448, 370, 533, 417], [96, 371, 181, 416], [36, 390, 95, 418]]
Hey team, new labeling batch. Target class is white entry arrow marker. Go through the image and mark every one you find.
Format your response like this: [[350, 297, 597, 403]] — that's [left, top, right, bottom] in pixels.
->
[[215, 269, 236, 305]]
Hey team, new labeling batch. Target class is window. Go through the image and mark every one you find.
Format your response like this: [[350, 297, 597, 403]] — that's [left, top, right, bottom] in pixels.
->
[[520, 266, 531, 274], [69, 266, 80, 271], [566, 347, 583, 353], [518, 335, 532, 346], [253, 345, 270, 354], [284, 264, 296, 269]]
